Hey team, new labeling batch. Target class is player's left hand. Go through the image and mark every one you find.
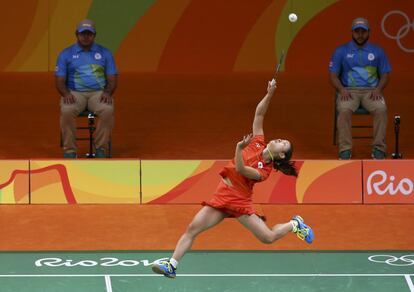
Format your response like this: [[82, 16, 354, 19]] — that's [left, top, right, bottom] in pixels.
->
[[100, 92, 113, 104], [370, 88, 383, 101], [237, 133, 253, 149]]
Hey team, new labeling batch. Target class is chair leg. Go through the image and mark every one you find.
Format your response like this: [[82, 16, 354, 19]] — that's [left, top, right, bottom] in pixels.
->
[[60, 110, 114, 158], [108, 138, 112, 158], [333, 111, 337, 146]]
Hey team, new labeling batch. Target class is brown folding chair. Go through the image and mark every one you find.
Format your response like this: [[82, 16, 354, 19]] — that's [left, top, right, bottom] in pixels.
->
[[60, 110, 112, 157]]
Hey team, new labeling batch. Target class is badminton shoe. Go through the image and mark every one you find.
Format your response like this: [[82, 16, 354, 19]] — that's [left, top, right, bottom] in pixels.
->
[[152, 260, 176, 279], [95, 148, 106, 158], [63, 151, 77, 158], [292, 215, 314, 244]]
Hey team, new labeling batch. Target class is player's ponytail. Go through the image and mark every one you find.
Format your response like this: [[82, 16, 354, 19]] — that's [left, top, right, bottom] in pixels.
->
[[272, 145, 298, 177]]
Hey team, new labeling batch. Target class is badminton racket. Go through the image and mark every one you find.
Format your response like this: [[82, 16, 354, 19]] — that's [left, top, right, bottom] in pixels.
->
[[272, 50, 285, 80]]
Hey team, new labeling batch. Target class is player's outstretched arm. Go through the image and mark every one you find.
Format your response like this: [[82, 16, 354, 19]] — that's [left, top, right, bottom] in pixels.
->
[[234, 134, 261, 180], [252, 80, 277, 136]]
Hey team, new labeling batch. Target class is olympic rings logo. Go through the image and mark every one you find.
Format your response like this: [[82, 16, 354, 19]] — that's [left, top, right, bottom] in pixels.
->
[[368, 255, 414, 266], [381, 10, 414, 53]]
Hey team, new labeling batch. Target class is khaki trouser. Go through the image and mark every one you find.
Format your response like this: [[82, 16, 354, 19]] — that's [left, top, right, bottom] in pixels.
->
[[336, 88, 387, 153], [60, 90, 114, 153]]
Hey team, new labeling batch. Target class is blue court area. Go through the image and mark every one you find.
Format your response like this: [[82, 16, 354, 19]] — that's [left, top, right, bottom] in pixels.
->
[[1, 251, 413, 291]]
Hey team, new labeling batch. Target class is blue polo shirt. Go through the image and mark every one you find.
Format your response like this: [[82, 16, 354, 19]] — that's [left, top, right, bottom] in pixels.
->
[[329, 41, 391, 87], [55, 43, 117, 92]]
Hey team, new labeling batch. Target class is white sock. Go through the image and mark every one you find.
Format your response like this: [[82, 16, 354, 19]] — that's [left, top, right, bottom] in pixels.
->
[[170, 258, 178, 269]]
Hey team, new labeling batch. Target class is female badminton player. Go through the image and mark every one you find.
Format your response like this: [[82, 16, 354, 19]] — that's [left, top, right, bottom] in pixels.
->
[[152, 79, 314, 278]]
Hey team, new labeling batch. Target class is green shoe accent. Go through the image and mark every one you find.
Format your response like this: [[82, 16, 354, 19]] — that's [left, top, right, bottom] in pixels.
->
[[63, 152, 77, 158], [372, 149, 386, 160], [95, 148, 106, 158], [338, 150, 351, 160]]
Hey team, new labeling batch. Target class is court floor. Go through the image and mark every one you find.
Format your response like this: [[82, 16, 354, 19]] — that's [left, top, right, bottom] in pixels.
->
[[1, 251, 413, 291]]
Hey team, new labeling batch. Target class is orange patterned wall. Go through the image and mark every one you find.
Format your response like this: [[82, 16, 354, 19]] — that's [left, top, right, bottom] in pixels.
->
[[0, 0, 412, 74]]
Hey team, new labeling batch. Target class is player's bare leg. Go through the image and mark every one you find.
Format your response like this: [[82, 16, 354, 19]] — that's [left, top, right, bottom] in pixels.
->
[[152, 206, 226, 278], [238, 214, 314, 244]]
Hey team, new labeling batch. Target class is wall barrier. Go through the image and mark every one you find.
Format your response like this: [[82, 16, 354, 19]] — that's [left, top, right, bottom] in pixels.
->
[[0, 160, 413, 204], [363, 160, 414, 204]]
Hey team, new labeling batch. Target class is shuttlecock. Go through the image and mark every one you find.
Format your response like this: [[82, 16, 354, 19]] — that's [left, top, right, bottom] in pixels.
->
[[288, 13, 298, 23]]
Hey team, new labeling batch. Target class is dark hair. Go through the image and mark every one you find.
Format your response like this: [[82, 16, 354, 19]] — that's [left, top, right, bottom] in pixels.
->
[[272, 143, 297, 177]]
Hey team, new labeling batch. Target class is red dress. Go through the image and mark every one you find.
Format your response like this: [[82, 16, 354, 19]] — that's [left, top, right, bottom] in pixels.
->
[[202, 135, 272, 218]]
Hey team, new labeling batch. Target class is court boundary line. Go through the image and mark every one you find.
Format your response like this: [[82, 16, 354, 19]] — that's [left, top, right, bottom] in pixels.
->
[[104, 275, 112, 292], [2, 273, 413, 291], [0, 273, 413, 277], [405, 275, 414, 291]]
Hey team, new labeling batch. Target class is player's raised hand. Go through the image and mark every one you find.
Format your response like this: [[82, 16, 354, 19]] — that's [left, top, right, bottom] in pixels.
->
[[267, 79, 277, 94], [237, 133, 253, 149]]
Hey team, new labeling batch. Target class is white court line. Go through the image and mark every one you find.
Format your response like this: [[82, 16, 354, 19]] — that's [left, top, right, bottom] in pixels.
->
[[0, 273, 414, 277], [105, 275, 113, 292], [405, 275, 414, 292]]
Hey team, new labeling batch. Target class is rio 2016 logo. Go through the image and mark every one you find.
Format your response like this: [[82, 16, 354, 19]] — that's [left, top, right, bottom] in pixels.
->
[[35, 257, 168, 267], [381, 10, 414, 53], [367, 170, 413, 196]]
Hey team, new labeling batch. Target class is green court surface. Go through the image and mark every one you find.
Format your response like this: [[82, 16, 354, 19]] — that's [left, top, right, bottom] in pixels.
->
[[0, 251, 413, 292]]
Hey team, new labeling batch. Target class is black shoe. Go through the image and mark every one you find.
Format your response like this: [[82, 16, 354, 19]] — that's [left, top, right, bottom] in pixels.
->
[[338, 150, 351, 160], [95, 148, 106, 158], [63, 152, 77, 158], [372, 149, 386, 160]]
